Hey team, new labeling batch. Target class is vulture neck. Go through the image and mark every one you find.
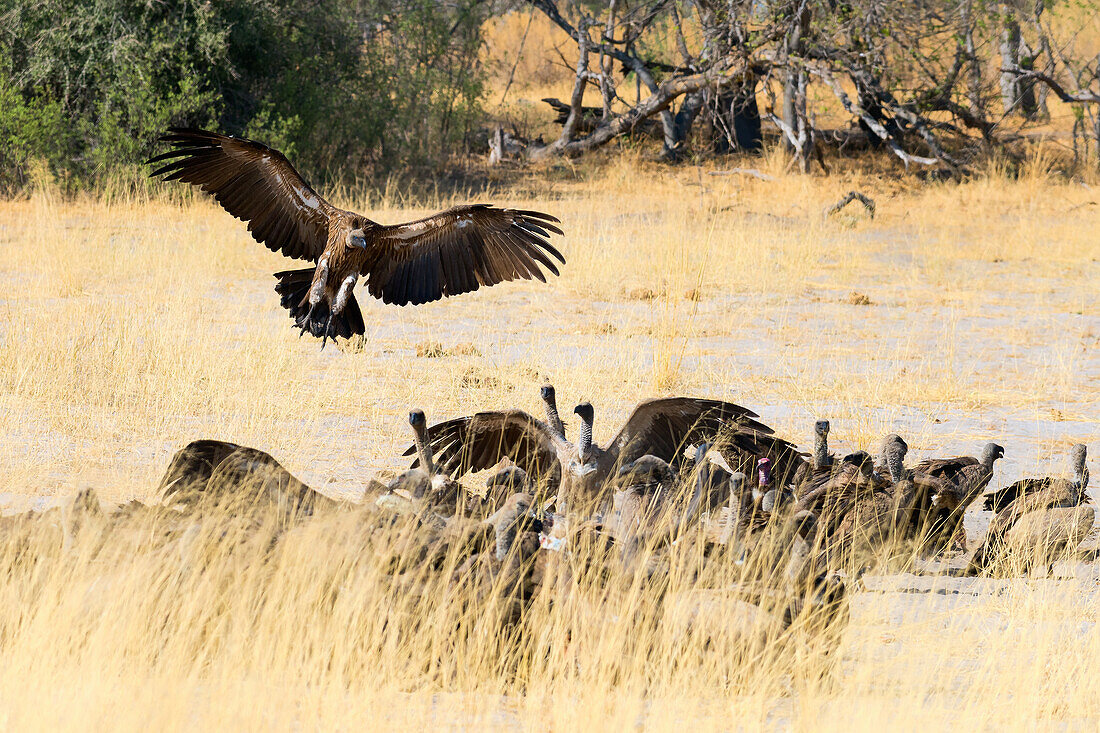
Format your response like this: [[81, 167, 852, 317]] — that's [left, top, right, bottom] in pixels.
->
[[728, 474, 745, 509], [492, 506, 522, 561], [413, 425, 436, 475], [494, 523, 516, 562], [543, 394, 565, 440], [1072, 451, 1089, 492], [678, 465, 705, 532], [885, 448, 905, 484], [577, 417, 594, 463], [813, 432, 829, 471]]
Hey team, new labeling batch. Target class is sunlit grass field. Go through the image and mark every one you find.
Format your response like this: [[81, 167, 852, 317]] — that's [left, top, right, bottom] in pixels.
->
[[0, 153, 1097, 729]]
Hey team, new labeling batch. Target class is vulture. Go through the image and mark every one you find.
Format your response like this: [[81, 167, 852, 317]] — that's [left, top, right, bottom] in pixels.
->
[[824, 437, 919, 567], [912, 442, 1005, 509], [148, 128, 565, 345], [911, 442, 1004, 553], [376, 410, 461, 516], [981, 443, 1089, 513], [158, 439, 337, 518], [403, 392, 774, 512], [969, 444, 1092, 574]]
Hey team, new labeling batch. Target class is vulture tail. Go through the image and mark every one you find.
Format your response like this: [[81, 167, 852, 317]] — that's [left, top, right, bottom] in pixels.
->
[[274, 269, 366, 341]]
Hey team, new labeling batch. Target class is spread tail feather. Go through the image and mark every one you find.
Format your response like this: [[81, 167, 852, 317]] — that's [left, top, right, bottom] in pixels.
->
[[274, 268, 365, 340]]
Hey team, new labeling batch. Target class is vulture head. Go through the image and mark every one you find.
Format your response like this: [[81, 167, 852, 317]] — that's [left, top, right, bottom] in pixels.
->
[[346, 228, 368, 249], [728, 471, 747, 508], [981, 443, 1006, 468], [791, 509, 818, 541], [541, 383, 566, 438], [757, 457, 772, 487]]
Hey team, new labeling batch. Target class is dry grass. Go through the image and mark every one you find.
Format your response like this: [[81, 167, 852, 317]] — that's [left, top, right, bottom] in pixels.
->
[[0, 160, 1097, 729]]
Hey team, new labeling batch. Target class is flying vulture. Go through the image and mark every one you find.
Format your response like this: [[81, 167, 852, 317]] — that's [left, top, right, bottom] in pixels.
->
[[148, 128, 565, 346]]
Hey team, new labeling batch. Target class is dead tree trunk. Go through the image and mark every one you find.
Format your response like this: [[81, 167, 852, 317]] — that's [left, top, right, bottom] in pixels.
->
[[1031, 0, 1052, 117], [672, 89, 707, 150], [1000, 8, 1038, 118], [782, 2, 812, 155], [962, 0, 984, 118]]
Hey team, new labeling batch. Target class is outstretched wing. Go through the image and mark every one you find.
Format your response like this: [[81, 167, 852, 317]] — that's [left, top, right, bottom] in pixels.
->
[[607, 398, 774, 467], [362, 205, 565, 306], [148, 128, 333, 261], [402, 410, 563, 481]]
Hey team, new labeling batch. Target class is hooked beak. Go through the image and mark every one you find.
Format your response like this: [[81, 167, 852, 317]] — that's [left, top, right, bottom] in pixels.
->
[[349, 234, 367, 249]]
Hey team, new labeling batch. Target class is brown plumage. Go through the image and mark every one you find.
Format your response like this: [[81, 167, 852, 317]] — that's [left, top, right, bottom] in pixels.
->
[[714, 431, 808, 492], [794, 451, 894, 564], [969, 506, 1095, 576], [912, 442, 1004, 553], [158, 440, 336, 520], [156, 439, 243, 501], [795, 452, 886, 528], [982, 444, 1089, 513], [403, 395, 774, 511], [969, 444, 1091, 574], [148, 128, 565, 345]]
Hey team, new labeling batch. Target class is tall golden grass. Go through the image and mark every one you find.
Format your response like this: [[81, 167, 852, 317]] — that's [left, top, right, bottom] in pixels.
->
[[0, 157, 1097, 728]]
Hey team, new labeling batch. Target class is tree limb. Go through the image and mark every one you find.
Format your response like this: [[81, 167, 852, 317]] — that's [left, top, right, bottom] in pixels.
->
[[1003, 68, 1100, 104], [808, 64, 940, 168]]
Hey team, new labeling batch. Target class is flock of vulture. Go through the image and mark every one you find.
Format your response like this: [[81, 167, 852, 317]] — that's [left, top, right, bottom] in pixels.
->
[[7, 128, 1073, 652], [7, 386, 1090, 652]]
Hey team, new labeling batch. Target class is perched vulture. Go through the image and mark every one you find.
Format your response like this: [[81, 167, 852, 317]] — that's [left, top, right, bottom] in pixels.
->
[[969, 444, 1091, 574], [148, 128, 565, 345], [981, 443, 1089, 513], [910, 442, 1004, 553]]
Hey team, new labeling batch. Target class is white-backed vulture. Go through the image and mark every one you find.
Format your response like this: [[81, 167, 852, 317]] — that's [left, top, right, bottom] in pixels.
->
[[149, 129, 565, 346]]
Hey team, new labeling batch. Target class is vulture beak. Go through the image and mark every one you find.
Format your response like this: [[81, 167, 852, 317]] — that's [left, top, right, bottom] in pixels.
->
[[348, 230, 367, 249]]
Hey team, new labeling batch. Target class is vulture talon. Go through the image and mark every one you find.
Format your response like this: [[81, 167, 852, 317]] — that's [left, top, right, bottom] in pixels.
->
[[320, 312, 334, 350]]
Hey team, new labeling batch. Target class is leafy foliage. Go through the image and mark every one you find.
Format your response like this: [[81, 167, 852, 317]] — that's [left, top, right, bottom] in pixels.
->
[[0, 0, 487, 191]]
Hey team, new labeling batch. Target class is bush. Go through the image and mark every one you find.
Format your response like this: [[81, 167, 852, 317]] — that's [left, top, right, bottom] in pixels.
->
[[0, 0, 487, 193]]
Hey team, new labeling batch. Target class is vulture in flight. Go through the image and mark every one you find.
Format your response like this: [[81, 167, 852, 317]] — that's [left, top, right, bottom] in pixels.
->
[[148, 128, 565, 345]]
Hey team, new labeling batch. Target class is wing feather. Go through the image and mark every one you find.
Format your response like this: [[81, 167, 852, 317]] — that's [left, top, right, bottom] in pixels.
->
[[363, 205, 565, 306], [608, 398, 774, 467], [401, 410, 562, 481], [148, 128, 333, 262]]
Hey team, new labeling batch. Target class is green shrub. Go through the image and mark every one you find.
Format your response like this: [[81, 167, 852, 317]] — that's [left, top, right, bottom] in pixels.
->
[[0, 0, 487, 193]]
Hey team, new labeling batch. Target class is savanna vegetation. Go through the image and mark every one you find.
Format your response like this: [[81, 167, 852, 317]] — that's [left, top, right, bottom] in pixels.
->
[[0, 2, 1097, 731], [5, 0, 1100, 192], [0, 0, 486, 190]]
